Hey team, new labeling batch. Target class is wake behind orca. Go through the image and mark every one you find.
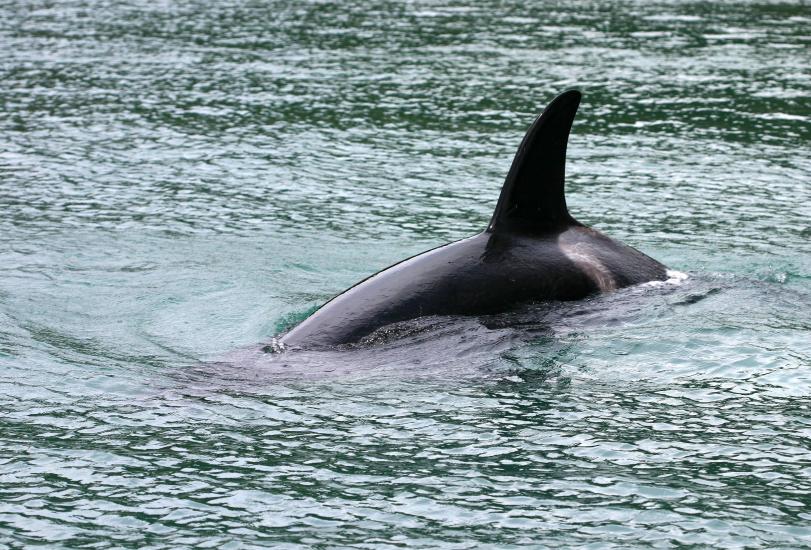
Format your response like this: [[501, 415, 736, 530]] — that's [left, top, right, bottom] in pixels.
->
[[279, 90, 670, 350]]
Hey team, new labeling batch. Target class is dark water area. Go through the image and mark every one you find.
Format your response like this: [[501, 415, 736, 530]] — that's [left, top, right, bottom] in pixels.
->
[[1, 1, 810, 547]]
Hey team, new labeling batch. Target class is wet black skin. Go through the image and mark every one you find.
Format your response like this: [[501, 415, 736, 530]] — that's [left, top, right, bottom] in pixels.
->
[[280, 90, 668, 349]]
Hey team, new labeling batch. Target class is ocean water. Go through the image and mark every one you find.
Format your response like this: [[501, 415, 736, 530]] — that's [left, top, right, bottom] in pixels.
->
[[1, 1, 810, 547]]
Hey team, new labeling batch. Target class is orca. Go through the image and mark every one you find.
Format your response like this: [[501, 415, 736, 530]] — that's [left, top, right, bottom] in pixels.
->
[[278, 90, 668, 350]]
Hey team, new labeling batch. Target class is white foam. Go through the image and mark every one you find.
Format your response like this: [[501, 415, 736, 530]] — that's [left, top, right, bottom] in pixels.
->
[[642, 269, 689, 288]]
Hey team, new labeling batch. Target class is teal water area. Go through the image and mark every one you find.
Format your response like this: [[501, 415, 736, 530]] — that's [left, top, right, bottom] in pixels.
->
[[1, 1, 810, 547]]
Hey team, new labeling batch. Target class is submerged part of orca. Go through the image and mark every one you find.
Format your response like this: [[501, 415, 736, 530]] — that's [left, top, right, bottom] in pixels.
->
[[279, 90, 668, 350]]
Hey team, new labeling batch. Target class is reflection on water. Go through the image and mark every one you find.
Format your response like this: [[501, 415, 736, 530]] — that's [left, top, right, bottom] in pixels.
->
[[1, 0, 810, 547]]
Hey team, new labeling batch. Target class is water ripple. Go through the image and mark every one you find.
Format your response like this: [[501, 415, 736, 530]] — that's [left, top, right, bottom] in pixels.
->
[[2, 0, 810, 547]]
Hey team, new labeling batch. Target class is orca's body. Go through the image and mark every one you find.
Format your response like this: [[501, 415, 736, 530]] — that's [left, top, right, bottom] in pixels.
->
[[281, 90, 667, 350]]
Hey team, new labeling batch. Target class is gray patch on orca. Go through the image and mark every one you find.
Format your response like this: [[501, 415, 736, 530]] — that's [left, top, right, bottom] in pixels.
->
[[559, 242, 618, 292]]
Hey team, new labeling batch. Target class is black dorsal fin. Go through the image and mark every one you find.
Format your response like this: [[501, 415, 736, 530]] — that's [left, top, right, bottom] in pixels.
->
[[488, 89, 581, 232]]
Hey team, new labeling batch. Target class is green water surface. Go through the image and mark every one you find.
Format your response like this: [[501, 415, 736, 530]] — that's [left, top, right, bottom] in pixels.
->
[[1, 1, 810, 548]]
